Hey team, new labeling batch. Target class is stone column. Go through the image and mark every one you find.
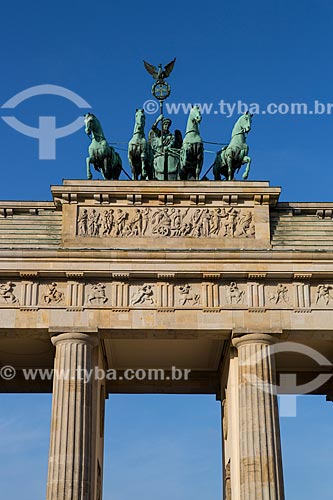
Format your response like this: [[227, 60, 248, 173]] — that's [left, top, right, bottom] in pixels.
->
[[232, 333, 285, 500], [46, 332, 99, 500]]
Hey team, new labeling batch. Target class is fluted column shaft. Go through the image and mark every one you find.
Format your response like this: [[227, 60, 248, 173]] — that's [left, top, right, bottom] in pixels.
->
[[47, 332, 99, 500], [232, 334, 285, 500]]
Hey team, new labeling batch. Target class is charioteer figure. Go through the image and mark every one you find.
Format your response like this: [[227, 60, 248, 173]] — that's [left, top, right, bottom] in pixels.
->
[[148, 114, 182, 180], [150, 114, 175, 151]]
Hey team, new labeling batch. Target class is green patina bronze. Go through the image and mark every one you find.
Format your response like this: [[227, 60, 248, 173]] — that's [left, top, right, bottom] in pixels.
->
[[84, 113, 122, 180], [212, 112, 252, 181], [128, 109, 154, 181], [84, 59, 254, 182], [143, 58, 176, 103], [143, 58, 181, 180], [179, 105, 204, 180], [148, 114, 182, 181]]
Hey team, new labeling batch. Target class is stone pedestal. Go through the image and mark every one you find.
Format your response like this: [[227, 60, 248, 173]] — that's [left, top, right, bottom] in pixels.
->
[[231, 334, 285, 500], [46, 332, 104, 500]]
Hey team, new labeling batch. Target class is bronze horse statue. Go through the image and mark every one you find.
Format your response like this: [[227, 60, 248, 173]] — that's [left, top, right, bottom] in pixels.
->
[[84, 113, 122, 180], [179, 106, 204, 180], [128, 109, 153, 180], [212, 112, 252, 181]]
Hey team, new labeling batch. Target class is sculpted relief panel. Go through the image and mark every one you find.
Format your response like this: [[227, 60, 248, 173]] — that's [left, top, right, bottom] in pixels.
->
[[1, 279, 333, 311], [0, 281, 19, 304], [77, 206, 255, 239]]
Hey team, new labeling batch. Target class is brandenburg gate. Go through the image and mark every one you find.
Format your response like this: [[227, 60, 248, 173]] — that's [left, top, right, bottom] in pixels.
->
[[0, 179, 333, 499]]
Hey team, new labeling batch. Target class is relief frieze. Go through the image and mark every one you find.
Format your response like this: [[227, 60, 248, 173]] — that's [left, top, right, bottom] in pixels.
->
[[77, 206, 255, 239], [1, 280, 333, 311]]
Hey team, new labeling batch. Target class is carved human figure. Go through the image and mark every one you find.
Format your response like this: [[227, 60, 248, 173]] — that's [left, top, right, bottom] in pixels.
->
[[178, 284, 200, 306], [88, 209, 100, 236], [217, 208, 230, 237], [191, 209, 203, 237], [0, 281, 18, 304], [171, 208, 185, 236], [269, 283, 289, 304], [225, 208, 239, 237], [201, 209, 211, 237], [131, 284, 154, 305], [78, 209, 88, 236], [234, 210, 253, 237], [101, 209, 114, 236], [226, 281, 245, 304], [316, 284, 333, 306], [209, 208, 221, 235], [141, 208, 150, 236], [114, 209, 128, 236], [43, 282, 64, 304], [87, 283, 108, 305], [129, 209, 142, 236]]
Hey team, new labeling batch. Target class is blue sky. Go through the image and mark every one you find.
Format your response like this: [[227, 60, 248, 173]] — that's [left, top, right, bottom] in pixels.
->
[[0, 0, 333, 498]]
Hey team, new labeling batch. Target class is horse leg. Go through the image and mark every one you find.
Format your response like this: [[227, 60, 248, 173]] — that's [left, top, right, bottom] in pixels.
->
[[129, 159, 135, 180], [101, 158, 108, 180], [128, 149, 136, 180], [115, 154, 122, 180], [86, 158, 92, 180], [242, 156, 251, 180], [179, 148, 186, 180], [195, 158, 200, 180], [196, 145, 203, 180], [226, 155, 233, 181], [141, 153, 147, 180], [213, 152, 222, 181], [213, 161, 220, 180]]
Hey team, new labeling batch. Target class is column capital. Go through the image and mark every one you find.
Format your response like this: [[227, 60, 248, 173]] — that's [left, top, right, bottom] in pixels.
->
[[50, 331, 99, 348], [232, 331, 280, 350]]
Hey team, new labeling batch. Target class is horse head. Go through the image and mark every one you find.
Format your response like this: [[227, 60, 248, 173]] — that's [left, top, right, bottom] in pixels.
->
[[84, 113, 95, 137], [232, 111, 253, 137], [190, 105, 202, 125], [135, 108, 146, 132], [84, 113, 105, 142]]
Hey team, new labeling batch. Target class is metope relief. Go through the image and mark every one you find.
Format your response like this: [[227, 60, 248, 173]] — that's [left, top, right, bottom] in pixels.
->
[[315, 284, 333, 306], [178, 284, 200, 306], [269, 284, 289, 305], [86, 283, 109, 305], [76, 206, 255, 239], [0, 281, 19, 304], [131, 284, 155, 306], [225, 282, 246, 305], [43, 282, 64, 304]]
